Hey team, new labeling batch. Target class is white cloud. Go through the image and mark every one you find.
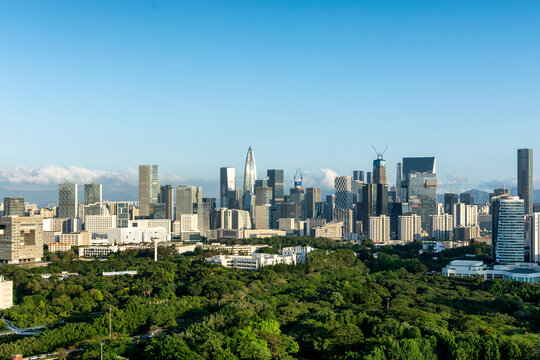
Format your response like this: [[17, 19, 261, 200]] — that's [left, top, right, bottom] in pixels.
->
[[302, 168, 338, 191], [0, 166, 184, 188]]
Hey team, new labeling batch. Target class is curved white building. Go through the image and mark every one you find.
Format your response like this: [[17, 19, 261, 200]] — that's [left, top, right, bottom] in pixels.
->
[[243, 146, 257, 194]]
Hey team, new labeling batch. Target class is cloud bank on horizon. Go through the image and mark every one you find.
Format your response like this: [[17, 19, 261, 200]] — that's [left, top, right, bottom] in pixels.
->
[[0, 165, 536, 194]]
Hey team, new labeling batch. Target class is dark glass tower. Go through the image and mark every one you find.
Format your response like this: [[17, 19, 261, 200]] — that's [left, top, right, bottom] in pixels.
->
[[518, 148, 533, 215]]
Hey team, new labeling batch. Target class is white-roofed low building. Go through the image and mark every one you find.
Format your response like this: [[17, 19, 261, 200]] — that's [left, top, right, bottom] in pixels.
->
[[206, 253, 296, 271], [281, 246, 313, 263], [442, 260, 540, 283]]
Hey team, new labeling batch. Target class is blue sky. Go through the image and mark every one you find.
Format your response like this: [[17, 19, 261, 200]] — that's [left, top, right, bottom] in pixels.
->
[[0, 0, 539, 198]]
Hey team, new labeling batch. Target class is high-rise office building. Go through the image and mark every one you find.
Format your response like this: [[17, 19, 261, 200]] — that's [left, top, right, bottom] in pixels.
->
[[116, 202, 130, 228], [3, 198, 24, 217], [444, 193, 459, 214], [395, 163, 402, 200], [255, 186, 272, 206], [243, 146, 257, 194], [335, 176, 353, 209], [84, 183, 102, 205], [228, 189, 243, 210], [518, 149, 533, 215], [372, 155, 387, 185], [492, 195, 525, 263], [267, 169, 284, 204], [139, 165, 159, 217], [306, 187, 322, 219], [220, 167, 236, 208], [58, 183, 78, 218], [400, 157, 437, 231], [353, 170, 364, 182], [490, 188, 510, 202], [160, 185, 175, 220], [531, 213, 540, 263], [366, 172, 372, 184], [460, 192, 474, 205], [176, 186, 202, 217], [0, 216, 44, 264]]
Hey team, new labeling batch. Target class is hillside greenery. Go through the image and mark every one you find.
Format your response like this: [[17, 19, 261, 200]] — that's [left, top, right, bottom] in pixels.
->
[[0, 238, 537, 359]]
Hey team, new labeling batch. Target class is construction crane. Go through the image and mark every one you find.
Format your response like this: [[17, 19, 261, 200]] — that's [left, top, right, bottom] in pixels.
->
[[294, 168, 303, 188], [372, 145, 388, 160]]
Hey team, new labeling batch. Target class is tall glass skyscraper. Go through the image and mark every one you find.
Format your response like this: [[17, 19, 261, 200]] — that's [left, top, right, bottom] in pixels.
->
[[492, 195, 525, 263], [220, 167, 236, 208], [401, 157, 437, 231], [58, 183, 78, 218], [243, 146, 257, 194], [84, 183, 102, 205], [517, 148, 533, 215], [139, 165, 159, 217], [267, 169, 284, 204]]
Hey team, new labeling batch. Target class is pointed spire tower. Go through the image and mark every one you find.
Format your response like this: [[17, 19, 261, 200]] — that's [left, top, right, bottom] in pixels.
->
[[243, 146, 257, 194]]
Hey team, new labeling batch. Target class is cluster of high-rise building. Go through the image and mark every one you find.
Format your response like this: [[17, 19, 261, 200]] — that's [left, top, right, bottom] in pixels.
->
[[0, 146, 537, 266]]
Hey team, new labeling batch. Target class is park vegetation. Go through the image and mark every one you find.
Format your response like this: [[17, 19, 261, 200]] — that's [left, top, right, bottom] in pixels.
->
[[0, 238, 537, 359]]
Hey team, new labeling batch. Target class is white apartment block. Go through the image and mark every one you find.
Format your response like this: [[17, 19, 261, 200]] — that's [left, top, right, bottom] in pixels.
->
[[398, 215, 422, 242], [129, 219, 171, 235], [430, 214, 453, 240], [369, 215, 390, 244], [85, 215, 117, 237]]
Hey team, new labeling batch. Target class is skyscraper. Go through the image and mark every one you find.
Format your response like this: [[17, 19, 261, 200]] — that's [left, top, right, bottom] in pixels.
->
[[531, 213, 540, 263], [444, 193, 459, 214], [220, 167, 236, 208], [334, 176, 353, 209], [176, 186, 203, 218], [267, 169, 284, 204], [139, 165, 159, 217], [460, 192, 474, 205], [518, 148, 533, 215], [402, 157, 437, 231], [353, 171, 364, 182], [306, 187, 322, 219], [372, 155, 387, 185], [243, 146, 257, 194], [492, 195, 525, 263], [58, 183, 78, 218], [395, 163, 402, 200], [160, 185, 175, 220], [84, 183, 102, 205], [3, 197, 24, 217]]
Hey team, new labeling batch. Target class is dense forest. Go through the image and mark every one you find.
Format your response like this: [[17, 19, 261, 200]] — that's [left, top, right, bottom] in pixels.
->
[[0, 238, 538, 359]]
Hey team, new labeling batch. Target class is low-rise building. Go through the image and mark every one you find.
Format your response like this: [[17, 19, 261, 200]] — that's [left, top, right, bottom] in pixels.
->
[[206, 253, 296, 271], [311, 222, 343, 240], [281, 246, 313, 263], [59, 231, 91, 246], [48, 243, 72, 252], [78, 246, 118, 258], [442, 260, 540, 283]]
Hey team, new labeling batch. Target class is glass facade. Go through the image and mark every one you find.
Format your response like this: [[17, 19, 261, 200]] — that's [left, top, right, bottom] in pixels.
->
[[267, 169, 284, 204], [493, 197, 525, 263], [407, 172, 437, 231]]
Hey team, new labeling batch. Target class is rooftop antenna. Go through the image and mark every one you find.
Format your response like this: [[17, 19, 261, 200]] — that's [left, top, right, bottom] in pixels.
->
[[372, 145, 388, 160]]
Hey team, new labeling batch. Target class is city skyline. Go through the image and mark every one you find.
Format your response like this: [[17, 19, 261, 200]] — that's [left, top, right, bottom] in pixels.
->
[[0, 147, 539, 204]]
